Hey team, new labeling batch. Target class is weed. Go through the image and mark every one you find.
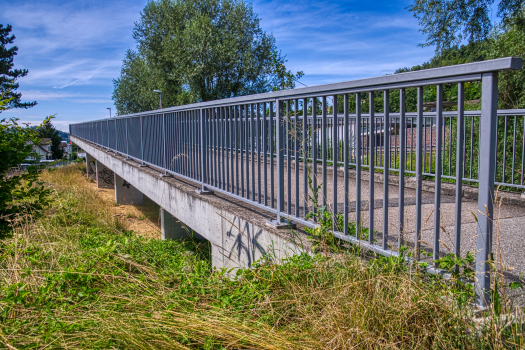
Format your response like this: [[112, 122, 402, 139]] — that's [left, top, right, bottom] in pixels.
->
[[0, 164, 523, 349]]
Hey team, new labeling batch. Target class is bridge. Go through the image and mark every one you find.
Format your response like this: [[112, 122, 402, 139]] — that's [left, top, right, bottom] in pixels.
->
[[70, 57, 525, 306]]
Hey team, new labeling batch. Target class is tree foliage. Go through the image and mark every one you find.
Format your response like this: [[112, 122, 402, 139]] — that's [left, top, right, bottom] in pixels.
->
[[0, 93, 51, 237], [408, 0, 525, 53], [37, 119, 65, 160], [488, 23, 525, 108], [113, 0, 302, 115], [0, 24, 36, 110]]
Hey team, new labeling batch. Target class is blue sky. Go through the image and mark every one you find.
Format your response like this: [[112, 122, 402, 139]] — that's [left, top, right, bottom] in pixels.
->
[[1, 0, 436, 131]]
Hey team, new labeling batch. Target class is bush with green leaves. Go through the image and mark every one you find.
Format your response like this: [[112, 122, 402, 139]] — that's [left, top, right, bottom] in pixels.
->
[[0, 114, 52, 237]]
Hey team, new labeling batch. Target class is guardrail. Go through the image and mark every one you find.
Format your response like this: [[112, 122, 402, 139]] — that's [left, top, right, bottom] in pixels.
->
[[70, 57, 523, 306]]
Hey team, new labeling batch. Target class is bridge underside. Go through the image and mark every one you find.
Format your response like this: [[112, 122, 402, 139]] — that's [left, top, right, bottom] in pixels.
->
[[72, 136, 306, 270]]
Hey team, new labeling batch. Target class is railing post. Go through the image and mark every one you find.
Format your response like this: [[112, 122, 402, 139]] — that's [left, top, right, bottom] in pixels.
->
[[139, 115, 146, 167], [476, 72, 498, 307], [161, 112, 171, 177], [115, 119, 119, 156], [125, 118, 130, 160], [268, 98, 294, 228], [197, 108, 213, 194]]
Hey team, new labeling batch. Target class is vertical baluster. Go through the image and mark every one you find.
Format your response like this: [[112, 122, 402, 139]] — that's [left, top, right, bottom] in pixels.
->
[[433, 84, 443, 261], [235, 106, 240, 196], [470, 117, 474, 179], [311, 98, 318, 219], [503, 116, 508, 182], [383, 90, 390, 250], [251, 104, 256, 201], [322, 96, 327, 207], [332, 95, 339, 231], [240, 106, 245, 197], [226, 106, 234, 193], [222, 108, 226, 189], [454, 82, 465, 258], [263, 104, 268, 205], [295, 98, 300, 217], [215, 109, 219, 187], [245, 105, 250, 199], [368, 92, 375, 244], [410, 116, 414, 172], [285, 101, 291, 213], [448, 115, 452, 176], [140, 115, 145, 166], [423, 113, 427, 173], [521, 116, 525, 186], [303, 98, 308, 217], [415, 87, 424, 259], [257, 103, 261, 203], [199, 108, 208, 193], [355, 94, 362, 238], [276, 99, 285, 224], [344, 94, 349, 236], [125, 118, 129, 159], [270, 102, 275, 208], [512, 115, 517, 185]]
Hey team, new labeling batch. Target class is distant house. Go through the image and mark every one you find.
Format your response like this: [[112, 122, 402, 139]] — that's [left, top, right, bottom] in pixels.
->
[[60, 141, 71, 157], [27, 138, 53, 160], [26, 139, 71, 161]]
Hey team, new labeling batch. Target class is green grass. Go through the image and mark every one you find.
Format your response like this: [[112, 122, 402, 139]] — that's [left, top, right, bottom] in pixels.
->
[[0, 165, 523, 349]]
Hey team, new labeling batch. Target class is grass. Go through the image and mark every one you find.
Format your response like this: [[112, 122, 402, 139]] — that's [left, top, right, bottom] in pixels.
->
[[0, 164, 524, 349]]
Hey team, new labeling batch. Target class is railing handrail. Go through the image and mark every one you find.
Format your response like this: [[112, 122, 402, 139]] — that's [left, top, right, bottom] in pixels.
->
[[71, 57, 522, 123]]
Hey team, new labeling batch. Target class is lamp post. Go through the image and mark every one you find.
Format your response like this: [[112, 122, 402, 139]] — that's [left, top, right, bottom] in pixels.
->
[[106, 107, 111, 118], [153, 89, 162, 109]]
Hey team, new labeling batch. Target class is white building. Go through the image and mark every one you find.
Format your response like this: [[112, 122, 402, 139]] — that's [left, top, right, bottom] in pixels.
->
[[27, 138, 52, 160], [26, 139, 71, 161]]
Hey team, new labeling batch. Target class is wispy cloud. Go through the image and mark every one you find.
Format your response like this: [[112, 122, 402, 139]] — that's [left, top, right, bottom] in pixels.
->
[[68, 99, 114, 104], [2, 0, 435, 129]]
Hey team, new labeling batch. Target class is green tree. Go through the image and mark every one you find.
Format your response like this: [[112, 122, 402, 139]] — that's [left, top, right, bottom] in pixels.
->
[[488, 22, 525, 108], [113, 0, 302, 115], [0, 92, 51, 237], [408, 0, 525, 53], [37, 119, 64, 160], [0, 24, 36, 110]]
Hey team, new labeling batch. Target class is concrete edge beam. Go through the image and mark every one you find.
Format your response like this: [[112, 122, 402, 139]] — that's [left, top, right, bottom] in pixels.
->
[[72, 136, 307, 270]]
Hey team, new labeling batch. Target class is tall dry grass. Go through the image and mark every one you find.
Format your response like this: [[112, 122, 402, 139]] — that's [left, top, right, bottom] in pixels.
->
[[0, 164, 523, 349]]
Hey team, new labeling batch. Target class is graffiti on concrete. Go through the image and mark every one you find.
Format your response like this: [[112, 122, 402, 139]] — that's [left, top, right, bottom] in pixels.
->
[[88, 160, 96, 175], [122, 180, 131, 189], [98, 168, 114, 185]]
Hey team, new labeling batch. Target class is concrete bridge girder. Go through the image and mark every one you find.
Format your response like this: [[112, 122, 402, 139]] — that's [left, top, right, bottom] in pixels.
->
[[75, 137, 303, 270]]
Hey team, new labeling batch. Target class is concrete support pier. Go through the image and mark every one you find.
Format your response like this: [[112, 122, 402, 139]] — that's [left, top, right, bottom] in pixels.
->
[[114, 173, 144, 205], [161, 208, 203, 240], [96, 160, 114, 189], [86, 153, 96, 180]]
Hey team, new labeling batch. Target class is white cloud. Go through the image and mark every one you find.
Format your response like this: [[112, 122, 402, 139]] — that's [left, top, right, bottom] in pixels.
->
[[67, 99, 113, 104], [17, 90, 83, 100]]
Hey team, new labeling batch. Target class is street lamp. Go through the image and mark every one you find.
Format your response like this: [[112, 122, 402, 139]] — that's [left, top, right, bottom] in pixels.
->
[[106, 107, 111, 118], [153, 89, 162, 109]]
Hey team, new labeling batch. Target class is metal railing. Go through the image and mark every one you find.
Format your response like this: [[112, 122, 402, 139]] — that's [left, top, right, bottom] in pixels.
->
[[70, 57, 523, 306]]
